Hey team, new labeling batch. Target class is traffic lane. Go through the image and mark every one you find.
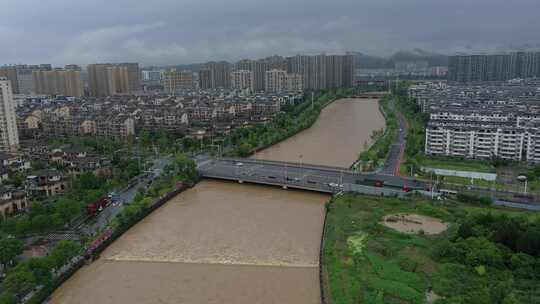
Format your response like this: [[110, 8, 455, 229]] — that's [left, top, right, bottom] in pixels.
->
[[83, 156, 172, 235], [203, 164, 345, 183], [201, 164, 347, 189], [203, 161, 348, 179]]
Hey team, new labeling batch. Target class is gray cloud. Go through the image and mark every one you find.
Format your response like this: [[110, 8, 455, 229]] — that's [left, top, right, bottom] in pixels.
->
[[1, 0, 539, 66]]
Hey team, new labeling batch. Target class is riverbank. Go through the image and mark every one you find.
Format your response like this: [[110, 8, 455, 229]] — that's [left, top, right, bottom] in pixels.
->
[[322, 193, 539, 304], [227, 87, 384, 159], [49, 90, 386, 304], [15, 156, 198, 304], [50, 180, 327, 304], [254, 98, 385, 167], [355, 95, 398, 172]]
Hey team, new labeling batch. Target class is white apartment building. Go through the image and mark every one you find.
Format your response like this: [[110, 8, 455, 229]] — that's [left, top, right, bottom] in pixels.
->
[[286, 73, 303, 92], [230, 70, 254, 92], [265, 70, 303, 93], [424, 118, 540, 163], [0, 78, 20, 152], [265, 69, 287, 93]]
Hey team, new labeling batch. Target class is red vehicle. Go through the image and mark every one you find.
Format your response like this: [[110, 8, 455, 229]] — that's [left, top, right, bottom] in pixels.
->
[[87, 197, 110, 216], [374, 180, 384, 187], [402, 186, 411, 192]]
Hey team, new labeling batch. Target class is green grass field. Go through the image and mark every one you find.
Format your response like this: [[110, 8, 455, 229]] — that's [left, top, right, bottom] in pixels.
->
[[323, 194, 539, 304], [420, 157, 496, 173]]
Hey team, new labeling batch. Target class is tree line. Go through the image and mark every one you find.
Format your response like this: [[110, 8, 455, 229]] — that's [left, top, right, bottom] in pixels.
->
[[432, 212, 540, 303]]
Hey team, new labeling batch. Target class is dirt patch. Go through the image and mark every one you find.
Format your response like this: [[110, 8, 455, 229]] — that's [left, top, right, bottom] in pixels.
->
[[381, 213, 448, 235], [426, 290, 442, 303]]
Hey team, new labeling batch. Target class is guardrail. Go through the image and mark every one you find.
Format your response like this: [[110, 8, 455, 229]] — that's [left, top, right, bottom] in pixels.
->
[[201, 172, 336, 194], [219, 157, 351, 172]]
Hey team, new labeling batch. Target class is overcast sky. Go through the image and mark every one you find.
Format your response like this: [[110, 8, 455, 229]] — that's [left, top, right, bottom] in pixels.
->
[[1, 0, 539, 66]]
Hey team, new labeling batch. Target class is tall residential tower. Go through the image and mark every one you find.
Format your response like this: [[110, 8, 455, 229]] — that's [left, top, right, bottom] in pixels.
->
[[0, 77, 19, 152]]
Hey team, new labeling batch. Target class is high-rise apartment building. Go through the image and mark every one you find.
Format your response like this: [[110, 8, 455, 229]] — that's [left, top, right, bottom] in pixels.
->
[[33, 65, 83, 97], [162, 69, 195, 93], [142, 70, 164, 84], [286, 73, 304, 92], [16, 65, 36, 94], [342, 53, 356, 87], [265, 69, 287, 93], [448, 51, 540, 82], [198, 62, 230, 89], [0, 78, 19, 152], [285, 54, 354, 90], [230, 70, 254, 91], [197, 53, 354, 92], [325, 55, 344, 89], [198, 69, 211, 90], [120, 63, 140, 92], [235, 59, 267, 92], [264, 55, 287, 71], [0, 67, 19, 94], [87, 63, 139, 96]]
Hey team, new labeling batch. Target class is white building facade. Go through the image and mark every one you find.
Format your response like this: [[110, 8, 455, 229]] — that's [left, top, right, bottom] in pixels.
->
[[0, 77, 20, 152]]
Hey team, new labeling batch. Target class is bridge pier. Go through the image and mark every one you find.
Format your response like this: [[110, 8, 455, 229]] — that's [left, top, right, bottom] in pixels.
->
[[282, 185, 288, 190], [238, 180, 243, 184]]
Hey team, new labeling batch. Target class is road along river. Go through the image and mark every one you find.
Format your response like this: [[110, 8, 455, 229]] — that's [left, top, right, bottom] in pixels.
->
[[51, 98, 384, 304]]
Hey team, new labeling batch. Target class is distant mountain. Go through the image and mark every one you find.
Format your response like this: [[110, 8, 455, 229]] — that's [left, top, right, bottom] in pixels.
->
[[355, 53, 393, 69], [355, 49, 448, 69], [391, 49, 448, 67]]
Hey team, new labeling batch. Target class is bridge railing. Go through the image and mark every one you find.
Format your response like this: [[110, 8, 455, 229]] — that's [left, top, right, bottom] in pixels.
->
[[219, 157, 354, 172], [200, 171, 337, 194]]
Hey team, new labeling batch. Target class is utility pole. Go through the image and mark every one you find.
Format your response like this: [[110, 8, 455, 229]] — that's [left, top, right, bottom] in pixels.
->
[[311, 91, 314, 109]]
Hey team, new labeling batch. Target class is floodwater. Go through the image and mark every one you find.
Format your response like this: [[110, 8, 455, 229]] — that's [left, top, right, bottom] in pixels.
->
[[254, 98, 385, 167], [51, 98, 384, 304]]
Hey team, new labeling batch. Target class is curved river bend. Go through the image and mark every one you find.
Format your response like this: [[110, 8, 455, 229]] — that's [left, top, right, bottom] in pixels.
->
[[51, 98, 384, 304]]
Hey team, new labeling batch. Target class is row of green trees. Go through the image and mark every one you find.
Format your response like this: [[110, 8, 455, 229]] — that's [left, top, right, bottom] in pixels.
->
[[114, 154, 198, 228], [228, 87, 366, 157], [0, 134, 152, 237], [50, 130, 178, 156], [0, 173, 113, 237], [0, 240, 81, 303], [0, 155, 197, 303], [392, 81, 429, 174], [432, 212, 540, 303], [228, 93, 328, 156], [357, 95, 399, 170]]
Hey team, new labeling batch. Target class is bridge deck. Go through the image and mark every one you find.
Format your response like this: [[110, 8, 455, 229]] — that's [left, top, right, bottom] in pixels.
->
[[199, 158, 426, 194]]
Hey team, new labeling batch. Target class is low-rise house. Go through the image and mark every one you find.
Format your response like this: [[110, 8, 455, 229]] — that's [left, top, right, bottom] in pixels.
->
[[65, 156, 111, 177], [26, 169, 68, 197], [0, 167, 9, 183], [0, 186, 28, 217]]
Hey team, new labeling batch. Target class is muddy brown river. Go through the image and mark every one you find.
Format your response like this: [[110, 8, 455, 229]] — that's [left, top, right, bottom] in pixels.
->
[[51, 98, 384, 304]]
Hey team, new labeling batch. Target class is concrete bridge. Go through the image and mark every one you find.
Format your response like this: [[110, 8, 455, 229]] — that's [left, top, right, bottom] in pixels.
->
[[198, 158, 427, 194]]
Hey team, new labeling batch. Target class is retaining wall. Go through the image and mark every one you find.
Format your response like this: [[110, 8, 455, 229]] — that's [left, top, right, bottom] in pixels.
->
[[29, 182, 196, 304]]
